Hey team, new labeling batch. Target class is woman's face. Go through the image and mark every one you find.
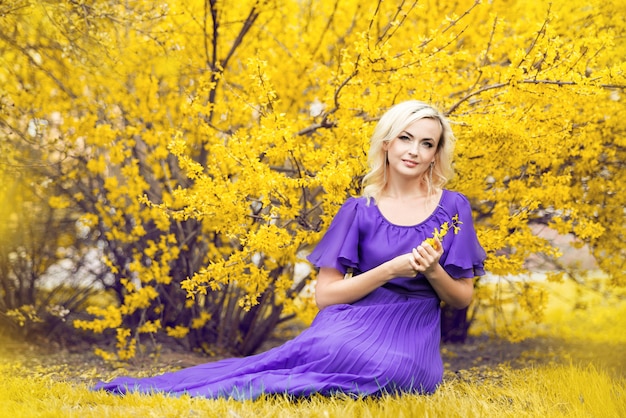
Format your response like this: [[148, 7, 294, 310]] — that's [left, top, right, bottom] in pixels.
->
[[384, 117, 441, 181]]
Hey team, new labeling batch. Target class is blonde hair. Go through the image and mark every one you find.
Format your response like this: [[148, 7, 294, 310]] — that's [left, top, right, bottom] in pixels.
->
[[361, 100, 455, 203]]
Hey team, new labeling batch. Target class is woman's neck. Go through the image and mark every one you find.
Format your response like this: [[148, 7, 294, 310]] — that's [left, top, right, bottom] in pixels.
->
[[382, 179, 433, 200]]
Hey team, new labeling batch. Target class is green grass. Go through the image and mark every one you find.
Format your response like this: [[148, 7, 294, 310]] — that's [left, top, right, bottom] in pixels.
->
[[1, 279, 625, 417]]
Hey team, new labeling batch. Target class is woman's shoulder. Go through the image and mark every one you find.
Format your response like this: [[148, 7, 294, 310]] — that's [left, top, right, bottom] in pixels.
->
[[338, 196, 380, 221], [341, 196, 372, 209], [329, 196, 372, 219], [441, 189, 470, 205], [440, 189, 474, 217]]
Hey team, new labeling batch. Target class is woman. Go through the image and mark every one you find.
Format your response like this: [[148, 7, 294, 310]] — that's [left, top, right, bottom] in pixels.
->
[[93, 100, 486, 399]]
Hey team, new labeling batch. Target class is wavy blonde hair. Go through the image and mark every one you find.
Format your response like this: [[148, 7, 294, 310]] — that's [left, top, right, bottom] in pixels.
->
[[361, 100, 456, 203]]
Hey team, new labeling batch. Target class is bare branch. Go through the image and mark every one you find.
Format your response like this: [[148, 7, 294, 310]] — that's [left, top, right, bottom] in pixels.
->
[[296, 118, 337, 137], [446, 79, 626, 115], [205, 0, 219, 71], [378, 0, 420, 46], [367, 0, 384, 39], [220, 2, 261, 71], [413, 0, 481, 53], [481, 16, 498, 66], [0, 32, 78, 100], [428, 24, 470, 58], [441, 0, 481, 34], [516, 4, 551, 69], [310, 0, 341, 58]]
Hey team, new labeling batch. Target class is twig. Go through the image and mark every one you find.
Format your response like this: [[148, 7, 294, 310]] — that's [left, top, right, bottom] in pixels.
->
[[446, 79, 626, 115]]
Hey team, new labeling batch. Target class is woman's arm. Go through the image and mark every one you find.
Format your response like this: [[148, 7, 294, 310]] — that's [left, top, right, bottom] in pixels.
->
[[411, 238, 474, 309], [315, 237, 474, 310], [314, 252, 420, 310], [422, 265, 473, 309]]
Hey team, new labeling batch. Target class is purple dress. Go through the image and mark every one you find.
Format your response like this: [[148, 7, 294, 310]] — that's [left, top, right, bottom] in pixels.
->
[[93, 190, 486, 399]]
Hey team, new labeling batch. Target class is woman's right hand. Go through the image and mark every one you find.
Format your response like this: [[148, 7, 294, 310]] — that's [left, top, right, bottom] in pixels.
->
[[315, 245, 436, 310], [386, 252, 420, 278]]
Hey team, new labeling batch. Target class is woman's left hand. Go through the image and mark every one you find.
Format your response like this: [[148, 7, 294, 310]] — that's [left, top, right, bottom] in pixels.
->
[[410, 237, 443, 276]]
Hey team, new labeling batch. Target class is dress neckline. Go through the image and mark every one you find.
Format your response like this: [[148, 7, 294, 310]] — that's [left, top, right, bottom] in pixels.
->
[[372, 189, 447, 228]]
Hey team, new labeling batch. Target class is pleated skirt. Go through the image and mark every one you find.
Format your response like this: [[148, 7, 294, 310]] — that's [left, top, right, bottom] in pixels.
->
[[93, 287, 443, 399]]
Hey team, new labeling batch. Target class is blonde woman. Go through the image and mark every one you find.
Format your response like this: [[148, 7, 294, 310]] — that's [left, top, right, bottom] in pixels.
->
[[94, 100, 486, 399]]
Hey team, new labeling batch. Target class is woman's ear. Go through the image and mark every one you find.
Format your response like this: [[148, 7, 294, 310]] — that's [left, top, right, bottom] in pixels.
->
[[382, 140, 389, 151]]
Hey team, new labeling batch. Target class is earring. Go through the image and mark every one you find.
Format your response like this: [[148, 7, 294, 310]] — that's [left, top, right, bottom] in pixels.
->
[[383, 151, 388, 184]]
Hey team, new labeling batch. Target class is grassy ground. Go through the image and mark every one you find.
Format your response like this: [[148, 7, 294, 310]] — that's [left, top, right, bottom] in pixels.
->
[[1, 279, 625, 417]]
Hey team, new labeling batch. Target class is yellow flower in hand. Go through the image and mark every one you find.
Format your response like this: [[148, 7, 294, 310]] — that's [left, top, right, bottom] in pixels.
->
[[422, 214, 462, 250]]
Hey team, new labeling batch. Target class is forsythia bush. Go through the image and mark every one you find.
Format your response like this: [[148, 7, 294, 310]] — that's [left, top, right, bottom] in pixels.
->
[[1, 0, 624, 357]]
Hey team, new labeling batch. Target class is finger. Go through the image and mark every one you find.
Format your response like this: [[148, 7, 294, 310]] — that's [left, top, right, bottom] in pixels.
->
[[415, 247, 436, 266], [416, 245, 432, 257], [433, 237, 444, 253]]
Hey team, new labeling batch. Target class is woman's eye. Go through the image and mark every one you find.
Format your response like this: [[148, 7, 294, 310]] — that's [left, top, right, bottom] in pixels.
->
[[399, 135, 412, 141]]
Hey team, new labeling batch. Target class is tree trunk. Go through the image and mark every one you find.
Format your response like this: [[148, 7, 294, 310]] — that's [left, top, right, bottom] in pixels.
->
[[440, 305, 469, 343]]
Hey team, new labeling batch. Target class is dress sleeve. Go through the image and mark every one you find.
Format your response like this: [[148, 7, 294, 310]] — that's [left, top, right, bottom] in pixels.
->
[[306, 198, 360, 275], [442, 193, 487, 279]]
